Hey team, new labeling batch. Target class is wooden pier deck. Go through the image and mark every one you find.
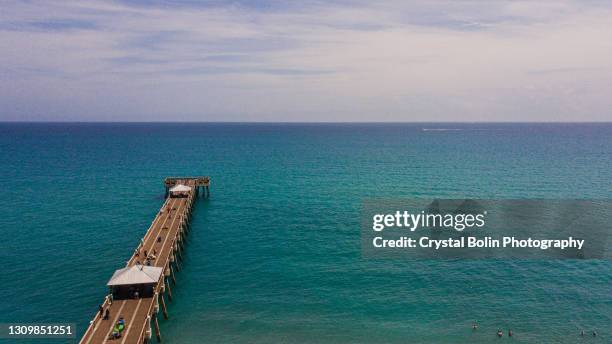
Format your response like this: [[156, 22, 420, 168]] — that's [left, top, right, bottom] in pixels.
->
[[79, 177, 209, 344]]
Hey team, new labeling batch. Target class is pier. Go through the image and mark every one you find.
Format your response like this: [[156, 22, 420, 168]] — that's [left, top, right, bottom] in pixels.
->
[[79, 177, 210, 344]]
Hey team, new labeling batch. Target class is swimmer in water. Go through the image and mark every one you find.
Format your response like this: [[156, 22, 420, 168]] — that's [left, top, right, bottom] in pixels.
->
[[508, 329, 513, 337], [497, 329, 503, 337], [472, 322, 478, 331]]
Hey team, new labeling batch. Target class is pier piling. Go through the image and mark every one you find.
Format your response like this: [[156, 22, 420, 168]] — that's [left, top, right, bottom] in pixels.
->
[[166, 278, 173, 301], [153, 316, 162, 342], [159, 293, 168, 319]]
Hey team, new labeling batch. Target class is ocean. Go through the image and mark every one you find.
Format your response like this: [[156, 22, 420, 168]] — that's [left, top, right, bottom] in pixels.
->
[[0, 123, 610, 343]]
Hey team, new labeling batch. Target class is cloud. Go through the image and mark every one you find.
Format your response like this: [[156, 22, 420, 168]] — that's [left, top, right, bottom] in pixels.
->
[[1, 0, 611, 121]]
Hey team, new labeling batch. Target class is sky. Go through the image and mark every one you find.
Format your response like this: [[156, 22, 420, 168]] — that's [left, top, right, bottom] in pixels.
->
[[1, 0, 611, 122]]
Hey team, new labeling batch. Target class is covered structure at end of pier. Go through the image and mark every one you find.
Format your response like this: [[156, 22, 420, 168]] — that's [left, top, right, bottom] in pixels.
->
[[168, 184, 191, 198]]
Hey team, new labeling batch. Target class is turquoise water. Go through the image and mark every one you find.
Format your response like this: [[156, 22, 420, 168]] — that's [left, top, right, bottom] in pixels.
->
[[0, 123, 610, 343]]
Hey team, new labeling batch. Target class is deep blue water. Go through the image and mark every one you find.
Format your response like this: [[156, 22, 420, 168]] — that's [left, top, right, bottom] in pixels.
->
[[0, 123, 610, 343]]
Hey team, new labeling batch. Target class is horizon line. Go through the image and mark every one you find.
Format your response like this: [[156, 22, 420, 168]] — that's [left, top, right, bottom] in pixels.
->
[[1, 120, 611, 124]]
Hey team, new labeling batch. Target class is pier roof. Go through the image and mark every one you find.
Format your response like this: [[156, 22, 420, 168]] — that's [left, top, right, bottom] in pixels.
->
[[169, 184, 191, 192], [107, 265, 163, 286]]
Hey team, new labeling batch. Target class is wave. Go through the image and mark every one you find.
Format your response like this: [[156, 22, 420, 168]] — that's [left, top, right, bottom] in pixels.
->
[[422, 128, 502, 131]]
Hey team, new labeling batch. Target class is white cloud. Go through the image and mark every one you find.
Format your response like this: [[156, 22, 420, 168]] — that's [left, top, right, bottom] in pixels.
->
[[1, 0, 611, 121]]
